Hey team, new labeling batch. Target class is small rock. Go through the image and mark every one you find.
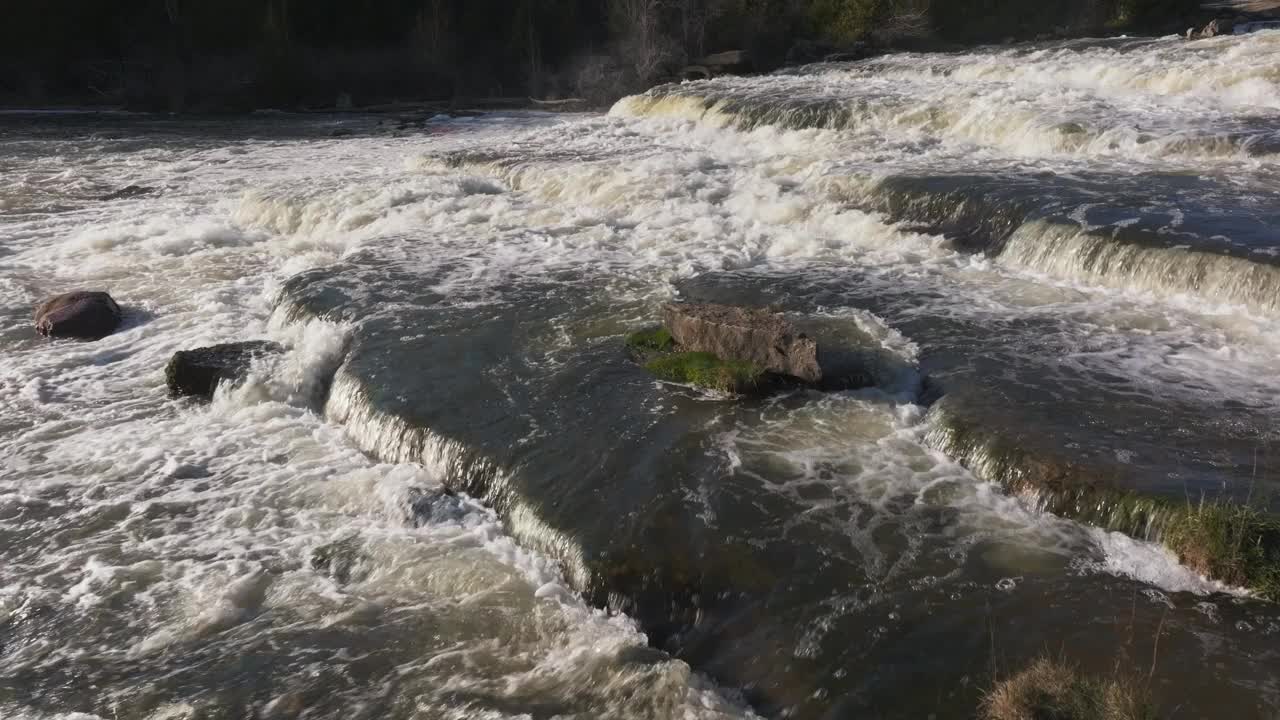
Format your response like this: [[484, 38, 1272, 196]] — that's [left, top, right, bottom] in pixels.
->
[[165, 340, 282, 399], [34, 291, 122, 339], [97, 185, 156, 201], [661, 303, 821, 384], [409, 487, 466, 525]]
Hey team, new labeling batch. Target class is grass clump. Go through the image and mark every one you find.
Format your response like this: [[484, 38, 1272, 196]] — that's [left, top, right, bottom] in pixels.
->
[[982, 657, 1157, 720], [1162, 501, 1280, 599], [644, 352, 764, 394], [626, 327, 675, 352]]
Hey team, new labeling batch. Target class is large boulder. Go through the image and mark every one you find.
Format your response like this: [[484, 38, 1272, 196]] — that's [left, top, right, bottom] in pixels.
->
[[661, 303, 821, 384], [165, 341, 283, 399], [34, 291, 122, 339]]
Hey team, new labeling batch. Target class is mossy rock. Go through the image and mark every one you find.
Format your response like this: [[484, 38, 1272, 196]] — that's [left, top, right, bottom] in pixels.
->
[[627, 326, 766, 394], [926, 401, 1280, 601], [645, 351, 765, 394], [626, 327, 675, 353]]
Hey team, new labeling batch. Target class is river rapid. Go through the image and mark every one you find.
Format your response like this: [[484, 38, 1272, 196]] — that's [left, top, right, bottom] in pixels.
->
[[2, 30, 1280, 720]]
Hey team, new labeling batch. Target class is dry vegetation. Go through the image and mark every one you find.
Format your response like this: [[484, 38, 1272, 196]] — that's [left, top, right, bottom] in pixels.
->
[[982, 657, 1158, 720]]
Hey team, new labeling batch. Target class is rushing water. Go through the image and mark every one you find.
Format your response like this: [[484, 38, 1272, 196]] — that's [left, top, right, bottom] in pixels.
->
[[3, 31, 1280, 720]]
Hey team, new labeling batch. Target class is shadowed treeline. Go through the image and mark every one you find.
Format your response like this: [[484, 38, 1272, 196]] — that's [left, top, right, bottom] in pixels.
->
[[0, 0, 1228, 111]]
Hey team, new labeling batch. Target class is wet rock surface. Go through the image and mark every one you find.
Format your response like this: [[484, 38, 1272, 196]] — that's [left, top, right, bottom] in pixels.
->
[[33, 291, 122, 340], [96, 185, 156, 201], [310, 536, 365, 584], [661, 303, 822, 384], [165, 341, 283, 399], [274, 253, 1280, 718], [680, 270, 1280, 597]]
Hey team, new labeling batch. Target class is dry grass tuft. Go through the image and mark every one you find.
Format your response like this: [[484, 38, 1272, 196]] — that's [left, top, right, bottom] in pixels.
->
[[982, 657, 1158, 720]]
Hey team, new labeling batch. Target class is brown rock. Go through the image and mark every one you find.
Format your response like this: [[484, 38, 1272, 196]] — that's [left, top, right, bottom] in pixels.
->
[[661, 303, 821, 383], [165, 341, 283, 399], [34, 291, 122, 339]]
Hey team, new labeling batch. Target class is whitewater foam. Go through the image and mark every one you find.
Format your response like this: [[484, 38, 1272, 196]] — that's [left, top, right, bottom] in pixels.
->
[[0, 115, 759, 719], [4, 42, 1279, 712]]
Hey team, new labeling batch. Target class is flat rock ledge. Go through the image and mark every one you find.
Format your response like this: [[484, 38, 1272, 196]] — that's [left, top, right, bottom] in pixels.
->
[[165, 341, 283, 399], [925, 398, 1280, 600]]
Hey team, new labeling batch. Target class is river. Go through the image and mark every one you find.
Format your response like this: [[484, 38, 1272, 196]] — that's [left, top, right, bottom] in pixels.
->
[[2, 30, 1279, 720]]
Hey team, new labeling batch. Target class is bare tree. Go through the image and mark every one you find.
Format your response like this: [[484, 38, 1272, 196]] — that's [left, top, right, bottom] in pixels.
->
[[610, 0, 677, 83], [526, 8, 544, 97], [263, 0, 292, 53], [676, 0, 707, 59], [874, 0, 933, 44], [412, 0, 451, 65]]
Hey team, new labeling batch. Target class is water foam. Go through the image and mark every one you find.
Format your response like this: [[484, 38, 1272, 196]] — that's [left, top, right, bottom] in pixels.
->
[[4, 55, 1278, 711], [999, 219, 1280, 315], [1, 117, 756, 719]]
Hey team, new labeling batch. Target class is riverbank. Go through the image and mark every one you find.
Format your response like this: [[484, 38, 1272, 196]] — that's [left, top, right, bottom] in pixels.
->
[[6, 2, 1279, 116]]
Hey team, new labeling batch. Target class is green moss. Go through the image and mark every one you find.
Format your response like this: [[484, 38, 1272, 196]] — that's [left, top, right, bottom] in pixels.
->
[[626, 327, 675, 352], [644, 352, 764, 394]]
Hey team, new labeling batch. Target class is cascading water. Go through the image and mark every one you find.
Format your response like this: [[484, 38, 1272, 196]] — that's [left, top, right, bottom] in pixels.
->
[[3, 30, 1280, 720], [615, 31, 1280, 318]]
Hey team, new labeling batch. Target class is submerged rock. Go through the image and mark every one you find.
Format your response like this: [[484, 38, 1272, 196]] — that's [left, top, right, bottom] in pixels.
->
[[310, 536, 364, 584], [97, 185, 156, 201], [34, 291, 122, 339], [165, 341, 282, 399], [661, 303, 821, 384], [409, 486, 467, 525]]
